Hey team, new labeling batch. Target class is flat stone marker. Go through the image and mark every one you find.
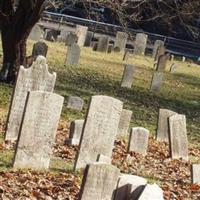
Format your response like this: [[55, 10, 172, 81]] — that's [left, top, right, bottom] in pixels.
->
[[152, 40, 164, 59], [28, 25, 44, 41], [156, 109, 177, 142], [74, 95, 123, 169], [134, 33, 148, 55], [5, 56, 56, 141], [117, 109, 132, 136], [154, 46, 166, 62], [13, 91, 64, 170], [150, 72, 164, 92], [67, 96, 84, 111], [121, 64, 135, 88], [76, 25, 88, 47], [114, 32, 128, 53], [65, 32, 78, 46], [79, 163, 120, 200], [156, 54, 170, 71], [97, 36, 109, 52], [170, 63, 177, 73], [84, 31, 93, 47], [168, 114, 188, 160], [66, 119, 84, 145], [192, 164, 200, 184], [128, 127, 149, 155], [65, 44, 81, 65], [32, 41, 48, 60], [96, 154, 112, 164]]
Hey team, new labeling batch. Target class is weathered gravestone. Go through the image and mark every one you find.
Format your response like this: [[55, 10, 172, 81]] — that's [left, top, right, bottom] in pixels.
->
[[13, 91, 64, 170], [84, 31, 93, 47], [168, 114, 188, 160], [117, 109, 132, 136], [28, 25, 44, 41], [32, 41, 48, 60], [156, 54, 170, 71], [79, 163, 120, 200], [121, 64, 135, 88], [156, 109, 177, 142], [65, 32, 78, 46], [57, 29, 68, 43], [128, 127, 149, 155], [97, 36, 110, 52], [154, 46, 166, 62], [152, 40, 164, 59], [65, 44, 81, 65], [134, 33, 148, 55], [192, 164, 200, 184], [5, 56, 56, 141], [76, 25, 88, 47], [123, 50, 130, 61], [74, 95, 123, 169], [150, 72, 164, 92], [96, 154, 112, 164], [67, 96, 84, 111], [114, 32, 128, 53], [65, 119, 84, 145], [170, 63, 177, 73]]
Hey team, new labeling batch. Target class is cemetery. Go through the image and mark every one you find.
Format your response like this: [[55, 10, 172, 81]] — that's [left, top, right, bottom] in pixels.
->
[[0, 1, 200, 199]]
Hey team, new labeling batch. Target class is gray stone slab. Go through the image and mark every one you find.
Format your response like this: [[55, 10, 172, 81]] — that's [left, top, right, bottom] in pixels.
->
[[76, 25, 88, 47], [114, 32, 128, 54], [79, 163, 120, 200], [28, 25, 44, 41], [156, 109, 177, 142], [13, 91, 64, 170], [84, 31, 93, 47], [74, 95, 123, 170], [5, 56, 56, 141], [168, 114, 188, 161], [121, 64, 135, 88], [96, 154, 112, 164], [117, 109, 132, 136], [67, 96, 84, 111], [97, 36, 110, 53], [65, 32, 78, 46], [150, 72, 164, 92], [192, 164, 200, 184], [134, 33, 148, 55], [128, 127, 149, 155], [152, 40, 164, 59], [32, 41, 48, 60], [65, 44, 81, 65]]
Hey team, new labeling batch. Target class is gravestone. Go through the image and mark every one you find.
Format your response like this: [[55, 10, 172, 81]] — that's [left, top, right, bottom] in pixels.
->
[[114, 32, 128, 53], [66, 120, 84, 145], [182, 56, 186, 62], [65, 32, 78, 46], [67, 96, 84, 111], [108, 44, 114, 53], [28, 25, 44, 41], [156, 109, 177, 142], [76, 25, 88, 47], [123, 50, 130, 61], [96, 154, 112, 164], [168, 114, 188, 160], [65, 44, 81, 65], [92, 42, 98, 51], [117, 109, 132, 136], [128, 127, 149, 155], [97, 36, 109, 52], [84, 31, 93, 47], [5, 56, 56, 141], [170, 63, 177, 73], [156, 54, 170, 71], [74, 95, 123, 169], [44, 29, 58, 42], [150, 72, 164, 92], [13, 91, 64, 170], [134, 33, 148, 55], [154, 46, 166, 62], [152, 40, 164, 59], [32, 41, 48, 60], [79, 163, 120, 200], [121, 64, 135, 88], [192, 164, 200, 184]]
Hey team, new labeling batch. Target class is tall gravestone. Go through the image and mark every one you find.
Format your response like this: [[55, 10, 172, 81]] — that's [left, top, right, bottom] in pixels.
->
[[32, 41, 48, 60], [5, 56, 56, 141], [97, 36, 109, 52], [152, 40, 164, 58], [114, 32, 128, 53], [84, 31, 93, 47], [65, 44, 81, 65], [134, 33, 148, 55], [150, 72, 164, 92], [74, 95, 123, 170], [65, 32, 78, 46], [79, 163, 120, 200], [13, 91, 64, 170], [28, 25, 44, 41], [76, 25, 88, 47], [156, 109, 177, 142], [156, 54, 170, 71], [168, 114, 188, 160], [121, 64, 135, 88]]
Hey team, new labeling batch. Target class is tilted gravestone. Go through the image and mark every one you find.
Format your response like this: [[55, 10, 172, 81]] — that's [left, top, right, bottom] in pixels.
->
[[97, 36, 110, 53], [76, 25, 88, 47], [114, 32, 128, 53], [28, 25, 44, 41], [13, 91, 64, 170], [170, 63, 177, 73], [156, 109, 177, 142], [134, 33, 148, 55], [79, 163, 120, 200], [32, 41, 48, 60], [192, 164, 200, 184], [121, 64, 135, 88], [152, 40, 164, 59], [74, 95, 123, 170], [168, 114, 188, 161], [84, 31, 93, 47], [65, 44, 81, 65], [128, 127, 149, 155], [65, 32, 78, 46], [150, 72, 164, 92], [65, 119, 84, 145], [154, 46, 166, 62], [156, 54, 170, 71], [67, 96, 84, 111], [5, 56, 56, 141], [117, 109, 132, 136]]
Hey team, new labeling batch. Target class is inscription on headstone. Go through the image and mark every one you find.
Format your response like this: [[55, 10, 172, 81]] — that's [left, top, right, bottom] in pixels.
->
[[121, 64, 135, 88]]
